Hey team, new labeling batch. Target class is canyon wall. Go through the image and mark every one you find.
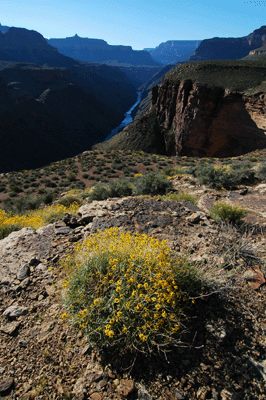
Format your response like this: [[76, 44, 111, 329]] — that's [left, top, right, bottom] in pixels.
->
[[152, 78, 266, 157]]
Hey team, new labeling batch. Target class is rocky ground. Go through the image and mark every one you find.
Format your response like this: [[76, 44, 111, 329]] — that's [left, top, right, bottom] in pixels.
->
[[0, 183, 266, 399]]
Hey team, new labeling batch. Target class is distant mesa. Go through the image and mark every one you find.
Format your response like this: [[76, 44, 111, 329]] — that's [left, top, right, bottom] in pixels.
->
[[47, 35, 161, 67], [148, 40, 201, 65]]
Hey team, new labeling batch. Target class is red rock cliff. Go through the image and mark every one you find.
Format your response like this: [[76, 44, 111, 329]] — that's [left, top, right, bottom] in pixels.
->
[[152, 78, 266, 157]]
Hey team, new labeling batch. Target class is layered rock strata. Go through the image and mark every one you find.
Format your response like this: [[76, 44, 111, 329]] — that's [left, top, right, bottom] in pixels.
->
[[152, 79, 266, 157]]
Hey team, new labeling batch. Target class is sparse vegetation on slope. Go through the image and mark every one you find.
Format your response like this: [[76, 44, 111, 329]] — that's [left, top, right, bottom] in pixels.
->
[[166, 59, 266, 92]]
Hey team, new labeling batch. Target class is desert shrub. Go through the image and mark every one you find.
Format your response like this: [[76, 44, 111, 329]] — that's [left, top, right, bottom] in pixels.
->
[[134, 172, 172, 196], [258, 162, 266, 180], [9, 184, 22, 193], [189, 163, 255, 189], [89, 183, 111, 201], [209, 201, 248, 224], [67, 173, 76, 182], [109, 179, 134, 198], [57, 195, 81, 207], [42, 191, 56, 205], [62, 228, 202, 354], [82, 173, 89, 179]]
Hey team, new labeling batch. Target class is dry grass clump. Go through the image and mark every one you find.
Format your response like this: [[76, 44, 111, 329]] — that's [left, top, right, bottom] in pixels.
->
[[209, 201, 248, 224]]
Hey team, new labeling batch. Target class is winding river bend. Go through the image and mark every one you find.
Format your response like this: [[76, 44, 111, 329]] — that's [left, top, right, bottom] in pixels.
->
[[104, 91, 141, 142]]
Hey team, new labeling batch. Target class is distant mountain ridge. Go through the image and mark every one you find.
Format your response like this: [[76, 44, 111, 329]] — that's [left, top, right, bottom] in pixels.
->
[[188, 26, 266, 62], [148, 40, 201, 65], [48, 35, 160, 67]]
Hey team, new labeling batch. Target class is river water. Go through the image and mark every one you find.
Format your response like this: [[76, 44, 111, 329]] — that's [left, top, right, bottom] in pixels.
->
[[104, 91, 141, 141]]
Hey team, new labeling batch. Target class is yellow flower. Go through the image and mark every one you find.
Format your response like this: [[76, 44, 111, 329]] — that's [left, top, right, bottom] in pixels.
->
[[139, 333, 147, 341]]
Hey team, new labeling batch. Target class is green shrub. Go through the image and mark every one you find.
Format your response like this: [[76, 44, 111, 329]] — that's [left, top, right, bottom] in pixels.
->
[[258, 162, 266, 181], [62, 228, 202, 354], [189, 163, 255, 189], [134, 172, 172, 196], [209, 201, 248, 224], [0, 224, 20, 239], [109, 179, 133, 198], [57, 195, 81, 207], [89, 183, 111, 201]]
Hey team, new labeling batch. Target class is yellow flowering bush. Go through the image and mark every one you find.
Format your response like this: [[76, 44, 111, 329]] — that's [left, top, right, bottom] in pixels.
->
[[62, 228, 201, 353], [0, 202, 80, 238]]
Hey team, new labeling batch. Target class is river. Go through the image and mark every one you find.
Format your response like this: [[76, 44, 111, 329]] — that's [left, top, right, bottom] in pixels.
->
[[104, 91, 141, 141]]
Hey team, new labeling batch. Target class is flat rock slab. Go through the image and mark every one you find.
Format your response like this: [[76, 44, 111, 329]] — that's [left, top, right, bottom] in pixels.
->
[[0, 321, 21, 335], [3, 304, 28, 318], [0, 225, 55, 283]]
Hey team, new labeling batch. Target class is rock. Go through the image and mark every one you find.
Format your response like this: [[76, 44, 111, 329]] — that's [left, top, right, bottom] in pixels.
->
[[247, 357, 266, 380], [0, 320, 21, 335], [174, 389, 186, 400], [18, 338, 30, 347], [3, 304, 28, 318], [196, 387, 211, 400], [0, 227, 53, 282], [137, 384, 153, 400], [90, 393, 102, 400], [205, 321, 227, 342], [29, 257, 40, 266], [55, 226, 72, 235], [72, 378, 86, 399], [186, 212, 203, 224], [63, 213, 80, 228], [83, 362, 104, 384], [116, 379, 135, 397], [0, 377, 14, 393], [17, 264, 30, 280], [220, 388, 238, 400]]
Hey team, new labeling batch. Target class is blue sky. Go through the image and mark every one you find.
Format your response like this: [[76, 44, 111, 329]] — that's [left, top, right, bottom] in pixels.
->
[[1, 0, 266, 49]]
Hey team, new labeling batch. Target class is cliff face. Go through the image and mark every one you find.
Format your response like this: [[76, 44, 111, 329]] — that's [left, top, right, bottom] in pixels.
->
[[153, 78, 266, 157]]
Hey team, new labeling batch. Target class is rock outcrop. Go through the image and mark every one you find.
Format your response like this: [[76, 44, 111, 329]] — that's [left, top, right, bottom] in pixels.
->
[[101, 60, 266, 158], [153, 78, 266, 157]]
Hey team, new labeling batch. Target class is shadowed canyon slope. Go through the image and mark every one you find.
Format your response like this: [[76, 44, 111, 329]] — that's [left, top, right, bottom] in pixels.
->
[[48, 35, 163, 87], [96, 60, 266, 158], [0, 28, 137, 172]]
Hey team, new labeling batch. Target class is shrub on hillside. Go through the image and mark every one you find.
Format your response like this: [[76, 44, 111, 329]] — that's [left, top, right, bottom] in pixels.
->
[[188, 163, 255, 189], [134, 171, 172, 196], [62, 228, 203, 354], [209, 201, 248, 224], [258, 162, 266, 181]]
